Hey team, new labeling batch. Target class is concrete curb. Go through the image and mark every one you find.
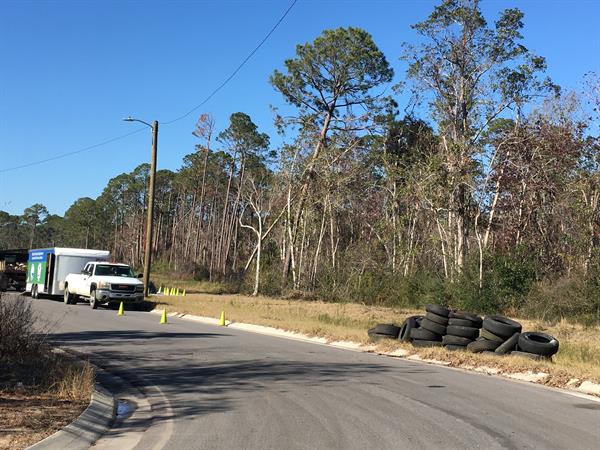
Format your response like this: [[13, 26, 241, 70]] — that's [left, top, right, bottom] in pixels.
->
[[27, 365, 116, 450]]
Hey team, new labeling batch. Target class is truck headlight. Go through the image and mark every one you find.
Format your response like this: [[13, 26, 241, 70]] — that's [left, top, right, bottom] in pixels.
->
[[98, 281, 111, 290]]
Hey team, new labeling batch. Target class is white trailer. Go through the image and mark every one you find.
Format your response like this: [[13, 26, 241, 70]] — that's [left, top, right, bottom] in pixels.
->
[[26, 247, 110, 298]]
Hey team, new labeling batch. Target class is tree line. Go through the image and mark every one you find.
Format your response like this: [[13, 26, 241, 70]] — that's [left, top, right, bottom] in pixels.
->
[[2, 1, 599, 320]]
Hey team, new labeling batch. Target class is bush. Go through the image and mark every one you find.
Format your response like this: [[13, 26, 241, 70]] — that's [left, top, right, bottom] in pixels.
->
[[0, 293, 44, 362]]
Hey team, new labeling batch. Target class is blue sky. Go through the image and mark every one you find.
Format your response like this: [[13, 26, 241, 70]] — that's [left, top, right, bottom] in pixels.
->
[[1, 0, 599, 216]]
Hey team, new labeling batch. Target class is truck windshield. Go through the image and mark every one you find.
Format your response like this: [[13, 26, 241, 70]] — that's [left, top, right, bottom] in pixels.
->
[[94, 265, 135, 278]]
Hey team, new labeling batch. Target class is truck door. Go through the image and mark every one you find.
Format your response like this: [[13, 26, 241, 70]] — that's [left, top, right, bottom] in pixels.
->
[[83, 264, 93, 295]]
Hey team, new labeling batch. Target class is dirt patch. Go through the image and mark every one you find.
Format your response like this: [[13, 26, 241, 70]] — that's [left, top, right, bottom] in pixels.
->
[[0, 392, 87, 450]]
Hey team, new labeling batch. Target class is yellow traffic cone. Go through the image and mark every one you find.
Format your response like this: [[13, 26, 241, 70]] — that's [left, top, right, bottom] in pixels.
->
[[182, 289, 186, 297], [219, 310, 226, 326], [176, 288, 180, 296], [166, 287, 170, 296], [118, 302, 124, 316], [160, 309, 167, 324], [158, 286, 162, 294]]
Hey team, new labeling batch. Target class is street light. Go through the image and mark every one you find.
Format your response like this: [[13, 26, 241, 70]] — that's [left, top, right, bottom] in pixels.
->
[[123, 116, 158, 298]]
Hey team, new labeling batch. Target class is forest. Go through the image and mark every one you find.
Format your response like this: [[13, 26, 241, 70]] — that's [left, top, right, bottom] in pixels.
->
[[2, 1, 599, 321]]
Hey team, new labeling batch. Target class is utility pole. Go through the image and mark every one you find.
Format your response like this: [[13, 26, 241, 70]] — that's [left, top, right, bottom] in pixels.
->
[[143, 121, 158, 297], [123, 116, 158, 297]]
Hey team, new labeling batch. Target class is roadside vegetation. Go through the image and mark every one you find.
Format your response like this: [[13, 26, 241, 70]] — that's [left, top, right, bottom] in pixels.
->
[[152, 291, 600, 387], [0, 294, 93, 450]]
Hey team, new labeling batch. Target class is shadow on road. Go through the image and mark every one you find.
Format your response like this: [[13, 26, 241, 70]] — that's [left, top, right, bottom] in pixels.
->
[[46, 328, 438, 441], [49, 330, 227, 343]]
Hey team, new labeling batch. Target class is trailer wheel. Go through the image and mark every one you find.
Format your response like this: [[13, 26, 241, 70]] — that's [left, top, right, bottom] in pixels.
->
[[31, 285, 38, 299], [90, 290, 98, 309]]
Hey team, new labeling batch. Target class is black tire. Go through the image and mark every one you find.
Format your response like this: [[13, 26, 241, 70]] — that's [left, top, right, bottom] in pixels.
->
[[442, 335, 473, 346], [90, 290, 98, 309], [495, 332, 521, 355], [421, 318, 446, 335], [445, 325, 479, 339], [398, 315, 423, 342], [425, 304, 450, 317], [448, 317, 478, 328], [517, 332, 559, 357], [31, 285, 38, 299], [445, 344, 468, 351], [370, 323, 401, 338], [510, 350, 550, 361], [449, 311, 483, 327], [368, 332, 396, 342], [482, 315, 522, 339], [425, 311, 449, 326], [63, 288, 73, 305], [480, 328, 505, 343], [467, 338, 501, 353], [411, 339, 443, 348], [410, 327, 442, 341]]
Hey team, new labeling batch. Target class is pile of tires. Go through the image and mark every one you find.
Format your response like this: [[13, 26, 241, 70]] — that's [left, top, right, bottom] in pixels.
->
[[467, 315, 522, 354], [409, 304, 450, 348], [368, 323, 401, 341], [368, 309, 560, 361], [442, 311, 483, 351]]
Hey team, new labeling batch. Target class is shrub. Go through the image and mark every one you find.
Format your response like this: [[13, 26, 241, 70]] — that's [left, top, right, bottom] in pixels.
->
[[0, 293, 44, 363]]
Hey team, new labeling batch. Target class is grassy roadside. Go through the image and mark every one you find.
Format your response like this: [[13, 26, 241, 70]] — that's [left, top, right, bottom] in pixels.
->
[[0, 294, 94, 450], [151, 291, 600, 389]]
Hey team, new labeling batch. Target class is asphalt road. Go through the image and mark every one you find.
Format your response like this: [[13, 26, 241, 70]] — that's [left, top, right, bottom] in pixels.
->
[[15, 294, 600, 449]]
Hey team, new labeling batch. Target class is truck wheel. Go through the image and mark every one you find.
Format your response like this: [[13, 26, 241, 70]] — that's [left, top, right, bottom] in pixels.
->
[[90, 290, 98, 309], [32, 285, 38, 299], [64, 288, 73, 305]]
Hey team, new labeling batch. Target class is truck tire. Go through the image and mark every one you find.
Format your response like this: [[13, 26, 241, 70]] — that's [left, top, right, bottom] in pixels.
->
[[90, 290, 98, 309], [482, 315, 522, 339], [64, 288, 73, 305], [449, 311, 483, 327], [517, 332, 559, 357], [425, 304, 450, 318], [31, 284, 38, 299], [420, 318, 446, 336], [445, 325, 480, 339], [425, 311, 449, 326]]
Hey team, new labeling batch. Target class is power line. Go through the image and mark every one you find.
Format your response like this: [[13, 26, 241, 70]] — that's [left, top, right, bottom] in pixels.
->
[[0, 128, 146, 173], [162, 0, 298, 125], [1, 0, 298, 174]]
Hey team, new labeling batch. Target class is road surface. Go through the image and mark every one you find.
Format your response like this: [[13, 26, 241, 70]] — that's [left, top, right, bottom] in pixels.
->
[[15, 294, 600, 449]]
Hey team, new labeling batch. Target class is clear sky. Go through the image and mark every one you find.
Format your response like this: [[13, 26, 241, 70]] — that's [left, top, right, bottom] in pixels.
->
[[1, 0, 599, 216]]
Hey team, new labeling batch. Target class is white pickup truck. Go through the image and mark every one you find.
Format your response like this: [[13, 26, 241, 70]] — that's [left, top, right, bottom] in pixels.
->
[[63, 262, 144, 309]]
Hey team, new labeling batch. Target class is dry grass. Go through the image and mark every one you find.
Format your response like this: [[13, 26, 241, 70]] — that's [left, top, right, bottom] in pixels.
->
[[152, 292, 600, 386], [0, 356, 93, 450]]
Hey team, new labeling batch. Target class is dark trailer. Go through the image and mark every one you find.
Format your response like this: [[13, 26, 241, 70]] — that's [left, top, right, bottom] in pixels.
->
[[0, 248, 28, 291]]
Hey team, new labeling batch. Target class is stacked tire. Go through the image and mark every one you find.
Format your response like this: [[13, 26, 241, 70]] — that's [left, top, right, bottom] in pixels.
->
[[368, 323, 401, 341], [410, 305, 449, 348], [467, 315, 522, 354], [442, 311, 483, 351]]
